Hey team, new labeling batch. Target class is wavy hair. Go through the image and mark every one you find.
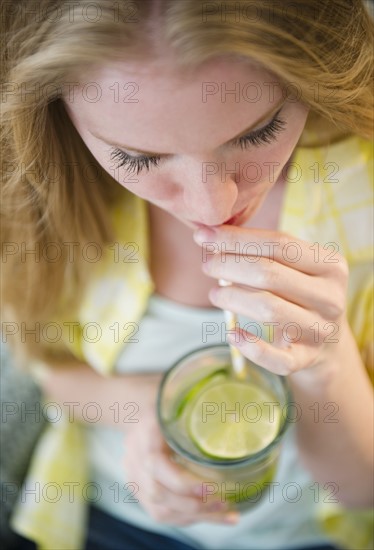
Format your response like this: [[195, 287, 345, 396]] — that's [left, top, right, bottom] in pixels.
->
[[1, 0, 373, 366]]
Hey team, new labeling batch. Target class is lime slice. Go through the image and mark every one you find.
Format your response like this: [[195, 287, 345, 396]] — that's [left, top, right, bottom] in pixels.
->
[[187, 381, 281, 459], [174, 368, 228, 419]]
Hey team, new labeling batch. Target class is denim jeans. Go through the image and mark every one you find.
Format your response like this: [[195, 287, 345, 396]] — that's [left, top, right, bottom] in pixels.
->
[[12, 505, 340, 550], [84, 505, 339, 550]]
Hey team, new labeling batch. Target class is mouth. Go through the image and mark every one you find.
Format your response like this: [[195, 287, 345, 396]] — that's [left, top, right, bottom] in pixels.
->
[[188, 206, 249, 228], [220, 206, 249, 226]]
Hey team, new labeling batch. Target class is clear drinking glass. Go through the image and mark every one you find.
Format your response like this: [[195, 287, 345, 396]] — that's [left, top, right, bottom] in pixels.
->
[[157, 344, 292, 511]]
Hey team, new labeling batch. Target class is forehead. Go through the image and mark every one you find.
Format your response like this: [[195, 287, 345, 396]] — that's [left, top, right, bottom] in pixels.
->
[[66, 58, 283, 154]]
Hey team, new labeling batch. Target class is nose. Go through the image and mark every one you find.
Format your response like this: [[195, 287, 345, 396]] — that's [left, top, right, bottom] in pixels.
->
[[182, 164, 239, 226]]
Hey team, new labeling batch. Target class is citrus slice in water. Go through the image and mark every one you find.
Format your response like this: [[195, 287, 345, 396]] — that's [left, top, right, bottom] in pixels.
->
[[187, 381, 281, 459], [174, 368, 228, 419]]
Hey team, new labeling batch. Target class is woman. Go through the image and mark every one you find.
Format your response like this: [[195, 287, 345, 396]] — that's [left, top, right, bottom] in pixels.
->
[[1, 1, 373, 549]]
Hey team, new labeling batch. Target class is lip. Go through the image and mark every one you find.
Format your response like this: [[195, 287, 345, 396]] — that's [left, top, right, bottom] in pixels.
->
[[188, 206, 249, 228], [221, 206, 248, 226]]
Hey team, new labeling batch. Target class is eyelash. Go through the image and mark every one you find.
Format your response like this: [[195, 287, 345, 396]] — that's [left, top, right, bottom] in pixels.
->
[[109, 112, 287, 174], [234, 114, 286, 149], [110, 149, 160, 175]]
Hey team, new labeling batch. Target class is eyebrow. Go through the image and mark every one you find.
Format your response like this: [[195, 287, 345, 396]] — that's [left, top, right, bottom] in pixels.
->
[[88, 97, 286, 157]]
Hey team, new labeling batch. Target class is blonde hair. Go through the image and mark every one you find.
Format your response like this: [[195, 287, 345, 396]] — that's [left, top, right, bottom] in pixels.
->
[[1, 0, 373, 366]]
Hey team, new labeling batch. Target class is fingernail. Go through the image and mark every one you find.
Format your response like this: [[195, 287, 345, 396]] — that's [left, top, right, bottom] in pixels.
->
[[194, 227, 216, 244], [224, 512, 239, 524]]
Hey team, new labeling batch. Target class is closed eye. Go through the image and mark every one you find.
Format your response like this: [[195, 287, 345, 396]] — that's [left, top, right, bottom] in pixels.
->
[[108, 109, 287, 174], [109, 149, 161, 175], [232, 110, 287, 149]]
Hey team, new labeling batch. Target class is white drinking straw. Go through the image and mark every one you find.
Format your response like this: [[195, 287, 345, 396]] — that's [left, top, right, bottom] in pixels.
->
[[218, 278, 247, 380]]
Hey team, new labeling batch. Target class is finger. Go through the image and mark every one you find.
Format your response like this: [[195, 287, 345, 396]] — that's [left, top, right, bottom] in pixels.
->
[[127, 472, 238, 527], [126, 426, 218, 498], [193, 510, 240, 526], [228, 326, 316, 376], [145, 450, 207, 497], [202, 253, 342, 315], [209, 284, 326, 343], [194, 225, 347, 276], [143, 499, 239, 527], [125, 443, 241, 526], [168, 509, 240, 526], [143, 478, 227, 515]]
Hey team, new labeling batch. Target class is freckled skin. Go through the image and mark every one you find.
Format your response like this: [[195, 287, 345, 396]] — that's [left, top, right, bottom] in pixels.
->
[[63, 58, 309, 228]]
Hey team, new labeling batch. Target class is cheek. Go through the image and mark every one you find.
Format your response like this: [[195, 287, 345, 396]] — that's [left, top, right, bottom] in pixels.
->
[[112, 166, 181, 206], [234, 147, 287, 191], [119, 171, 180, 202]]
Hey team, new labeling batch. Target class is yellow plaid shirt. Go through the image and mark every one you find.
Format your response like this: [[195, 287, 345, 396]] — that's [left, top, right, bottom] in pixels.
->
[[10, 135, 373, 549]]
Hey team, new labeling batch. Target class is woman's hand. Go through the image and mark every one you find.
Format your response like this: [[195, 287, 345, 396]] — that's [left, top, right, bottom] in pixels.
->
[[193, 225, 349, 381], [192, 225, 374, 508], [123, 405, 239, 526]]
